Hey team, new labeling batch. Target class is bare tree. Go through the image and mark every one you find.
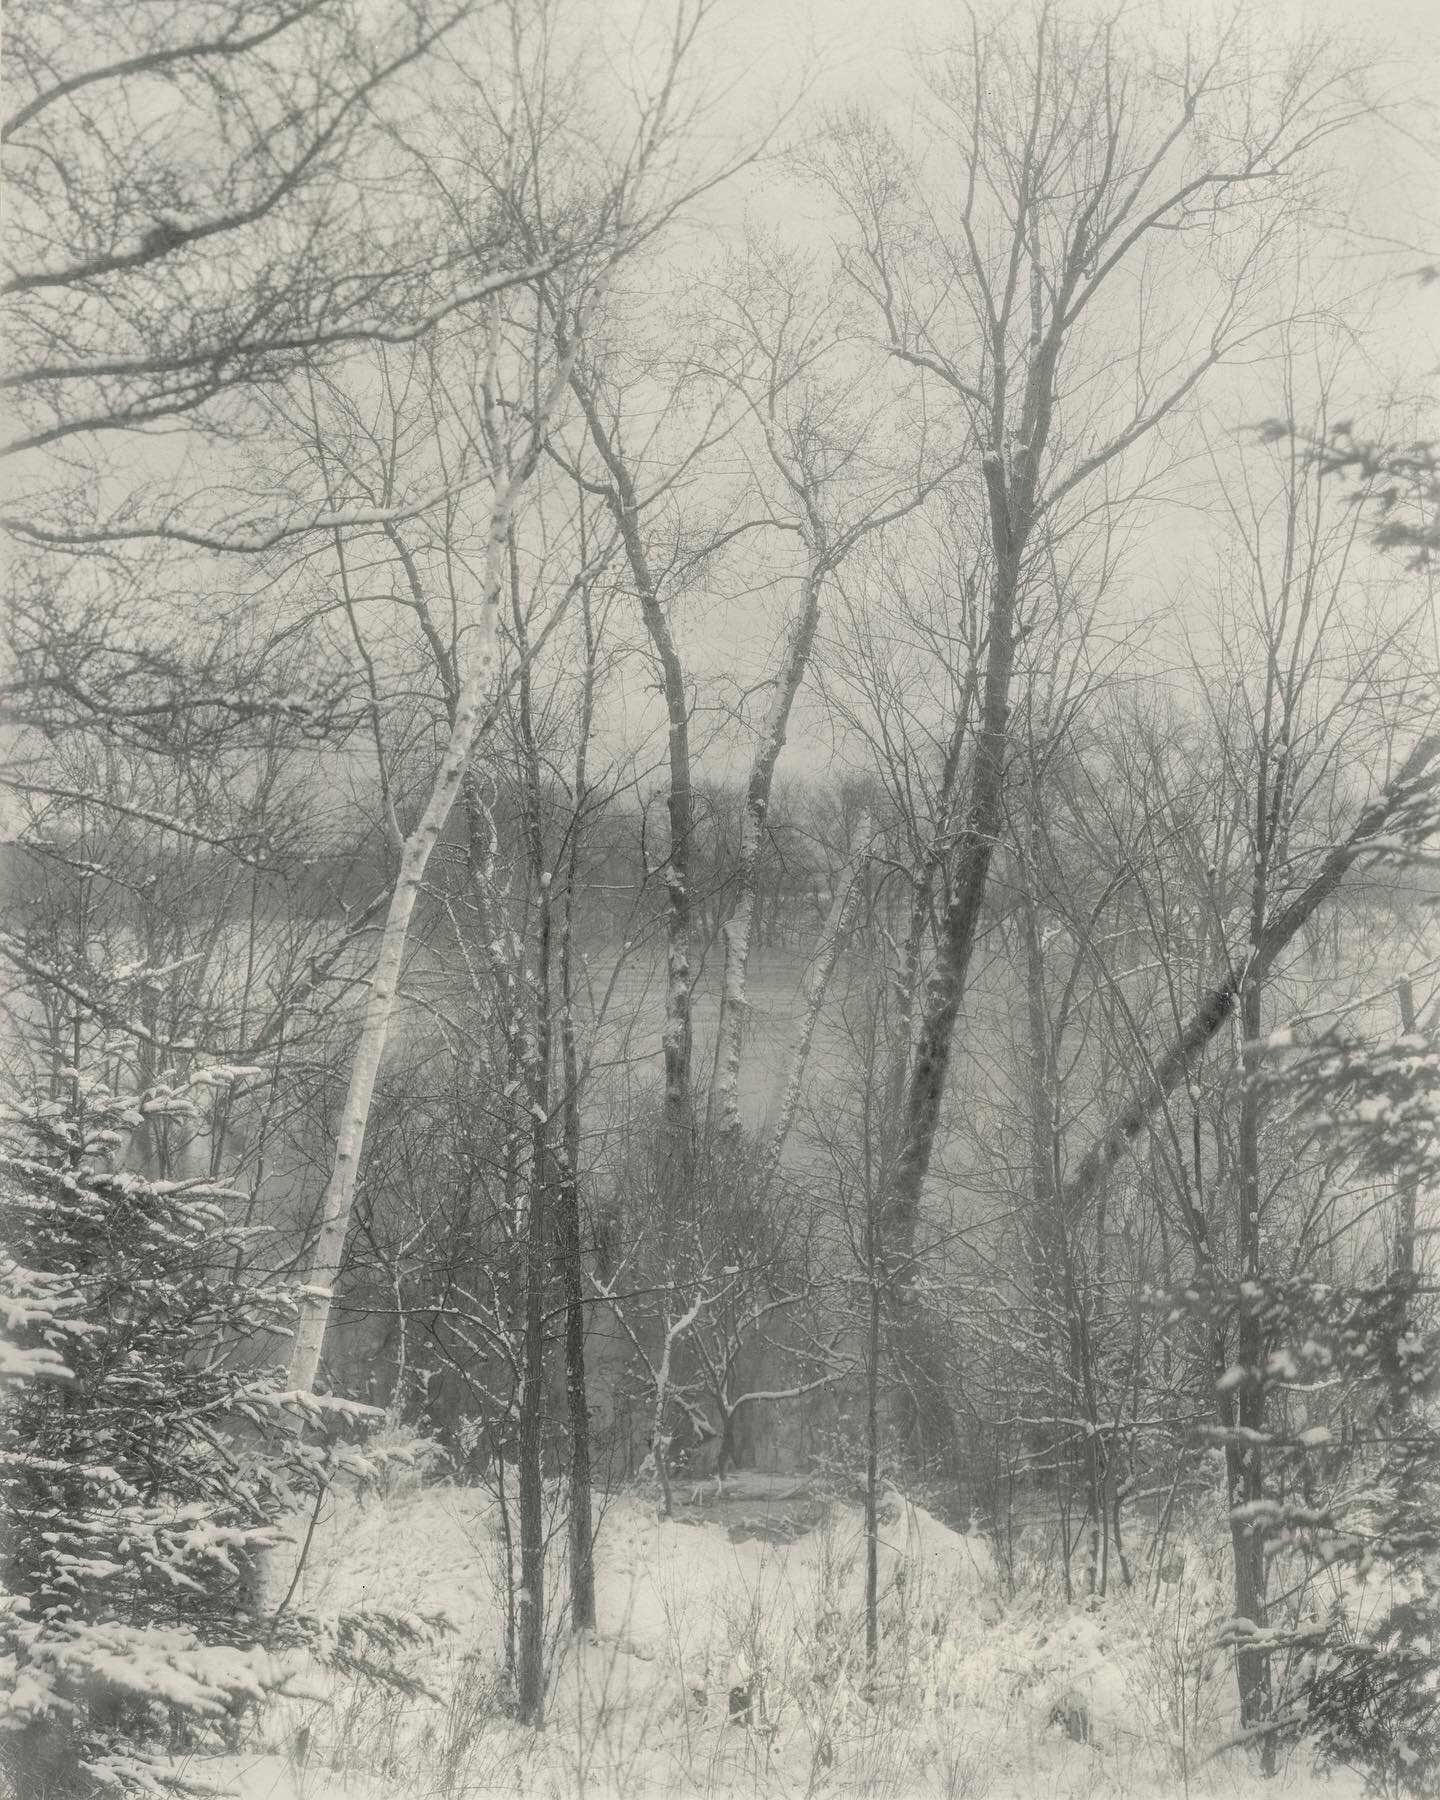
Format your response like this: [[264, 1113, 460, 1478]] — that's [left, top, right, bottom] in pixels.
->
[[700, 238, 948, 1137], [812, 7, 1364, 1452], [279, 3, 749, 1429], [1, 0, 560, 472]]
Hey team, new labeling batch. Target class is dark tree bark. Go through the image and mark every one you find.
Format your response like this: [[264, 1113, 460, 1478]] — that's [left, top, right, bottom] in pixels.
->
[[506, 539, 557, 1725], [1223, 972, 1273, 1750], [554, 572, 601, 1636]]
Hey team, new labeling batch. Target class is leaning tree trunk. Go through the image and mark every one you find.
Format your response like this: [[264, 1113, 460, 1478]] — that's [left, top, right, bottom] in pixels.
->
[[884, 686, 976, 1133], [283, 310, 598, 1402], [883, 453, 1025, 1457], [1056, 733, 1440, 1232], [886, 455, 1021, 1255], [1051, 734, 1440, 1754], [288, 517, 518, 1396]]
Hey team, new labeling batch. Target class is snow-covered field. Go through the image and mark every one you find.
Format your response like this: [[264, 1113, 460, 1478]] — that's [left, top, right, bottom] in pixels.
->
[[202, 1472, 1357, 1800]]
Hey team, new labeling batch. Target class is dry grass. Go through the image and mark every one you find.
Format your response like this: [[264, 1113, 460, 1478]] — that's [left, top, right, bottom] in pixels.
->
[[224, 1481, 1358, 1800]]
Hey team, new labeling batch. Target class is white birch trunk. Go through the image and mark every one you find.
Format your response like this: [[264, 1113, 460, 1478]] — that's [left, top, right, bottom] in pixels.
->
[[285, 307, 601, 1398], [759, 813, 871, 1185], [714, 569, 822, 1134]]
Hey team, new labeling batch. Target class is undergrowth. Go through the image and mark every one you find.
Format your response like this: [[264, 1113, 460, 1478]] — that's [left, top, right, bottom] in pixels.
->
[[222, 1477, 1363, 1800]]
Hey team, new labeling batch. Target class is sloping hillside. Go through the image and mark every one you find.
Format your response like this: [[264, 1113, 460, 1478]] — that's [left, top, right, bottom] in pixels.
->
[[214, 1471, 1361, 1800]]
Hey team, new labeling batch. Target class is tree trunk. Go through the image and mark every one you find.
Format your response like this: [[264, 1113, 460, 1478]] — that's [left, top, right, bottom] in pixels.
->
[[513, 975, 551, 1725], [1393, 978, 1421, 1423], [1019, 867, 1108, 1588], [513, 540, 556, 1724], [884, 455, 1023, 1457], [1056, 733, 1440, 1238], [759, 815, 870, 1185], [285, 317, 596, 1398], [556, 572, 600, 1635], [885, 455, 1021, 1255], [496, 1451, 517, 1680], [715, 565, 824, 1135], [1226, 973, 1273, 1756], [287, 643, 499, 1395], [515, 1132, 549, 1722], [557, 959, 596, 1633], [717, 1406, 738, 1479], [865, 1196, 883, 1666], [568, 377, 693, 1164]]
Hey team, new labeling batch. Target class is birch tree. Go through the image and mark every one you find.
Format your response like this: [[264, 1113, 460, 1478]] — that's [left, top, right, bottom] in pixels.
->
[[701, 240, 949, 1138], [558, 352, 738, 1164], [245, 12, 766, 1722]]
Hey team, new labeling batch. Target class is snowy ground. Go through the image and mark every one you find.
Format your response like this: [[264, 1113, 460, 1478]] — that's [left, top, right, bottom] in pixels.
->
[[205, 1471, 1359, 1800]]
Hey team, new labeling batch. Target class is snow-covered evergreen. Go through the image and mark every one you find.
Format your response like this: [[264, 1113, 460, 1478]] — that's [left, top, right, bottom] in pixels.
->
[[0, 1081, 441, 1794]]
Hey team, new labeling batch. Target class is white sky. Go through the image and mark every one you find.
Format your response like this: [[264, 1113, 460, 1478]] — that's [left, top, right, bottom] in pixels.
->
[[610, 0, 1440, 783], [10, 0, 1435, 821]]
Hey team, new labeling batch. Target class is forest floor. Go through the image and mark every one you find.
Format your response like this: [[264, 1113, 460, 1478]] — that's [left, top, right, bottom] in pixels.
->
[[208, 1469, 1362, 1800]]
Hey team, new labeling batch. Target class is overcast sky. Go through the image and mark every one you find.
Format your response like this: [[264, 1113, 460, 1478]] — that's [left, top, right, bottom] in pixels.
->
[[614, 0, 1440, 783]]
